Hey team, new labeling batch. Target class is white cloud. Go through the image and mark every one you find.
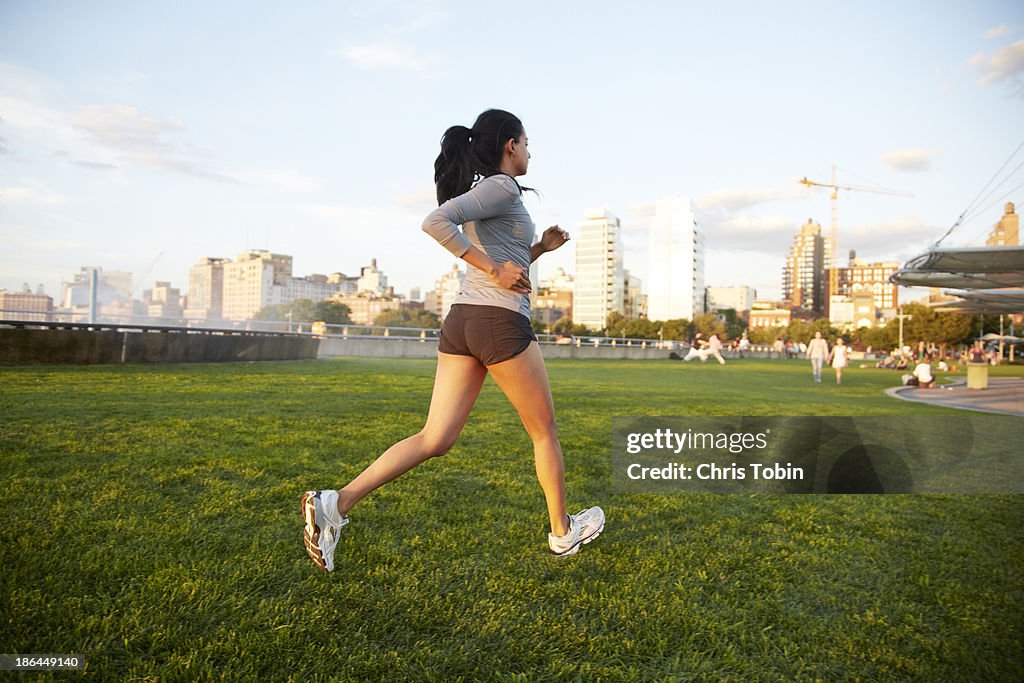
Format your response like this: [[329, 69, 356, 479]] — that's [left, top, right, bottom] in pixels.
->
[[395, 186, 436, 210], [127, 154, 236, 183], [300, 203, 422, 233], [231, 167, 322, 192], [840, 215, 941, 257], [695, 187, 807, 212], [333, 42, 435, 76], [881, 148, 938, 172], [0, 184, 65, 205], [71, 104, 185, 154], [986, 25, 1011, 39], [714, 214, 795, 237], [973, 39, 1024, 95]]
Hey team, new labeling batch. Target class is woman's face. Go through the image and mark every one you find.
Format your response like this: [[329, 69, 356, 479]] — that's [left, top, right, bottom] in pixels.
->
[[508, 131, 530, 176]]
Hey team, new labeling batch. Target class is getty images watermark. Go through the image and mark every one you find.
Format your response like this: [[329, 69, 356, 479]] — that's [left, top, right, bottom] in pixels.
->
[[611, 416, 1024, 494]]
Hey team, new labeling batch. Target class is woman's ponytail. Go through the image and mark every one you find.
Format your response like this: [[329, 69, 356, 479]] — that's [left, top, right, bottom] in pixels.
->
[[433, 110, 528, 205], [434, 125, 475, 205]]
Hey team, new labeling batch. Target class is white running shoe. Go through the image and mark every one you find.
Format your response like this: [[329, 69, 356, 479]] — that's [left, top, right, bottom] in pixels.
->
[[548, 506, 605, 556], [301, 490, 348, 572]]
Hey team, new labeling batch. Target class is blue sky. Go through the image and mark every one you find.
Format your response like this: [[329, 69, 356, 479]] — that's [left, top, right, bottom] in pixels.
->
[[2, 1, 1023, 304]]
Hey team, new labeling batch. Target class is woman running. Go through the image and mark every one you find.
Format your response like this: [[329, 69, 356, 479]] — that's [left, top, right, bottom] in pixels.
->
[[302, 109, 605, 572]]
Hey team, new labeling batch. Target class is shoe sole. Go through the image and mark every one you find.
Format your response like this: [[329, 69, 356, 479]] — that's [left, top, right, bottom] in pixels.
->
[[301, 491, 329, 573], [550, 520, 606, 556]]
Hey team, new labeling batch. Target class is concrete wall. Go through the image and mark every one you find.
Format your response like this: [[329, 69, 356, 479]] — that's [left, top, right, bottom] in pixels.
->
[[0, 328, 319, 365], [319, 337, 693, 361]]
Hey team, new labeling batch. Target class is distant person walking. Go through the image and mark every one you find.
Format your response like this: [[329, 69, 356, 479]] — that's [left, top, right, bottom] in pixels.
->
[[806, 331, 830, 383], [300, 109, 604, 572], [707, 333, 726, 365], [738, 334, 750, 358], [828, 337, 849, 385]]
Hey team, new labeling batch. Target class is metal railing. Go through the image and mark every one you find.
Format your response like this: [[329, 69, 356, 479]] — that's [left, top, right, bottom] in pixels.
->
[[1, 308, 804, 354]]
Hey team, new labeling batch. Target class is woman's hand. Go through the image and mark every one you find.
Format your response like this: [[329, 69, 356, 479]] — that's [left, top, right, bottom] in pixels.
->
[[539, 225, 570, 253], [489, 261, 531, 293]]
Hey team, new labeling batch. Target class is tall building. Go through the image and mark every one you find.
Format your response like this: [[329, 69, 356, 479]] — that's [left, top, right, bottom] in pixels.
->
[[357, 259, 388, 295], [986, 202, 1019, 246], [782, 219, 827, 316], [647, 197, 704, 321], [544, 267, 575, 292], [749, 300, 792, 329], [433, 263, 465, 320], [328, 292, 404, 325], [144, 281, 183, 319], [287, 272, 355, 302], [61, 267, 127, 309], [573, 208, 624, 330], [624, 270, 645, 320], [186, 257, 228, 319], [706, 285, 757, 317], [534, 267, 574, 329], [222, 250, 293, 321], [827, 252, 899, 326], [0, 286, 53, 322]]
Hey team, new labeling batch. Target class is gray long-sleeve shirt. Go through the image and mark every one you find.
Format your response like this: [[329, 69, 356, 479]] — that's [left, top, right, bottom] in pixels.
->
[[421, 174, 536, 318]]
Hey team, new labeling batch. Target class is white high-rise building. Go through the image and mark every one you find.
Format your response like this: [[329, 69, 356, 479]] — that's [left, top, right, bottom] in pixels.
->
[[646, 197, 704, 322], [222, 250, 292, 320], [187, 257, 228, 319], [357, 259, 388, 294], [573, 208, 624, 330], [706, 285, 757, 316], [435, 263, 465, 320]]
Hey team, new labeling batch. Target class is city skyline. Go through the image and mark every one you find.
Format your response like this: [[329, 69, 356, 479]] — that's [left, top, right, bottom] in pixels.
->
[[2, 2, 1023, 303]]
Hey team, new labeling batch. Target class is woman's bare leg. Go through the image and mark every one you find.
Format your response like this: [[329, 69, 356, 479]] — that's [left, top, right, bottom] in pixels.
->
[[486, 343, 569, 536], [335, 352, 487, 517]]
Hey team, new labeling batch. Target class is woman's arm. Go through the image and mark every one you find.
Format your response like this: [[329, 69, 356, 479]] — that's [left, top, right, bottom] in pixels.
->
[[461, 244, 531, 293], [531, 226, 570, 263], [422, 177, 530, 291], [421, 177, 518, 258]]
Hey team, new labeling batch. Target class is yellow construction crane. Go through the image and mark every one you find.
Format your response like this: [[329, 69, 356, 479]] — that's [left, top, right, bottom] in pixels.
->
[[799, 166, 912, 311]]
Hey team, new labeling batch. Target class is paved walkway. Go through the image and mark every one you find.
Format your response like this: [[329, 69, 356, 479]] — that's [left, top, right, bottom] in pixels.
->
[[886, 376, 1024, 417]]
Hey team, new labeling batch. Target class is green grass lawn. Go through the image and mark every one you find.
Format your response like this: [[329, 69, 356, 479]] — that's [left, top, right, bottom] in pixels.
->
[[1, 357, 1022, 681]]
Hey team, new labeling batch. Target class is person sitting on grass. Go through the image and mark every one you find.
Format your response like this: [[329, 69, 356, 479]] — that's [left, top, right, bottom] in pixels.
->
[[912, 353, 936, 389]]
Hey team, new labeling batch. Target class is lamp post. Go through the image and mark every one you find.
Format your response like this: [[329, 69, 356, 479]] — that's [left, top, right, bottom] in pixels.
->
[[895, 306, 913, 351]]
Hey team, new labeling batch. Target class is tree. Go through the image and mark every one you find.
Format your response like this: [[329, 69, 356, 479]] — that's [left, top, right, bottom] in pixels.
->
[[253, 298, 336, 324], [552, 316, 575, 335], [372, 308, 440, 329], [782, 318, 837, 345], [901, 303, 975, 351], [747, 327, 778, 345], [314, 300, 352, 324], [552, 316, 594, 336], [406, 309, 440, 329], [605, 311, 627, 337], [660, 318, 693, 341], [853, 324, 896, 352], [290, 298, 317, 323], [373, 309, 407, 327], [621, 318, 660, 339], [692, 313, 726, 339], [717, 309, 748, 340]]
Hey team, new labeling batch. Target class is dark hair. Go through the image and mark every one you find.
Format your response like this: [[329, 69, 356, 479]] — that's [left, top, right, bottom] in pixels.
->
[[433, 109, 528, 204]]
